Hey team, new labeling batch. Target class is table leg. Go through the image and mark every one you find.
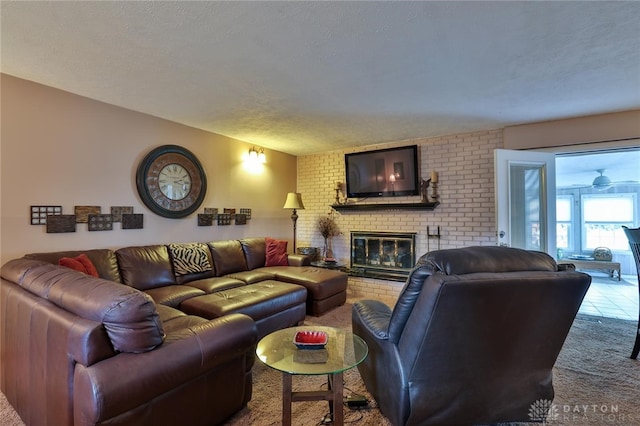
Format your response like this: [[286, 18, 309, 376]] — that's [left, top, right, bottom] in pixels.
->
[[283, 373, 292, 426], [283, 371, 345, 425], [328, 372, 344, 426]]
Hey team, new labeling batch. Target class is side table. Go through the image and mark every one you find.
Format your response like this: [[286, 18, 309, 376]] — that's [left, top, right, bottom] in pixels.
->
[[311, 260, 346, 271], [256, 326, 368, 426], [560, 258, 621, 281]]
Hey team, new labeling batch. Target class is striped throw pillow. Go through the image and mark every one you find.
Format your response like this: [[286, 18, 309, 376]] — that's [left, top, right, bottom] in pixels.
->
[[169, 243, 212, 276]]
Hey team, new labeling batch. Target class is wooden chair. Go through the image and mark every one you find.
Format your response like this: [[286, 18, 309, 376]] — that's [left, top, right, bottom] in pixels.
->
[[622, 226, 640, 359]]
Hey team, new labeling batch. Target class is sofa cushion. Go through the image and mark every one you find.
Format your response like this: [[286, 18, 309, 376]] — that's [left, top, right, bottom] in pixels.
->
[[59, 254, 99, 277], [155, 304, 188, 323], [144, 285, 206, 308], [25, 249, 121, 282], [168, 242, 212, 276], [265, 237, 288, 266], [208, 240, 248, 276], [185, 276, 246, 293], [226, 269, 276, 284], [155, 304, 209, 342], [116, 245, 177, 290], [240, 238, 267, 270]]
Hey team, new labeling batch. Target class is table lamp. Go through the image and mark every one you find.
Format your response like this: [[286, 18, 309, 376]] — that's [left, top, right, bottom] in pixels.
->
[[283, 192, 305, 252]]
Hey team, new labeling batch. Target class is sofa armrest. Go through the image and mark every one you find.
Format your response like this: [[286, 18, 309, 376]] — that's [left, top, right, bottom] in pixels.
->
[[73, 313, 257, 425], [287, 254, 310, 266]]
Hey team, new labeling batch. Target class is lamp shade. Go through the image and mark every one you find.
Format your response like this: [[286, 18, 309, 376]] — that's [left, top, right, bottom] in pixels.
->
[[283, 192, 305, 209]]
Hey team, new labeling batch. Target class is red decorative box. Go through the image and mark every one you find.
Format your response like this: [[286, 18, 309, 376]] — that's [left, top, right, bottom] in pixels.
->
[[294, 330, 328, 350]]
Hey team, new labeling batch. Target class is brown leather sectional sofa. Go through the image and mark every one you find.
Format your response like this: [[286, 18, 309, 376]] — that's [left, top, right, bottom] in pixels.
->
[[0, 237, 348, 426]]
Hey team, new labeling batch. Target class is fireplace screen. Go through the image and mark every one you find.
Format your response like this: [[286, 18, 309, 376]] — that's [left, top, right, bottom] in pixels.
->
[[350, 231, 416, 281]]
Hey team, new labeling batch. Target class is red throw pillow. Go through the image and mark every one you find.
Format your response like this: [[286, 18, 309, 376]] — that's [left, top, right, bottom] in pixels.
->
[[76, 254, 99, 277], [58, 254, 99, 277], [265, 237, 288, 267], [59, 257, 88, 274]]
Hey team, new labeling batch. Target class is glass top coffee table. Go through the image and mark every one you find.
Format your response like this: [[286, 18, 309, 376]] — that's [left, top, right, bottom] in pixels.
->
[[256, 326, 368, 426]]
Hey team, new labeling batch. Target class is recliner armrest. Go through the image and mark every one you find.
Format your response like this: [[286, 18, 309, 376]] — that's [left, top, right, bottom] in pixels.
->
[[352, 300, 392, 339]]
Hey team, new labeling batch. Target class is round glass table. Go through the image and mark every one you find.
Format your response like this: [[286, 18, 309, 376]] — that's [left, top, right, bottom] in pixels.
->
[[256, 326, 368, 426]]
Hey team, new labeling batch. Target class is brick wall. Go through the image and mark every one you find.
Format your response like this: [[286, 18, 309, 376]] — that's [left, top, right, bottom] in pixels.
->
[[297, 129, 504, 302]]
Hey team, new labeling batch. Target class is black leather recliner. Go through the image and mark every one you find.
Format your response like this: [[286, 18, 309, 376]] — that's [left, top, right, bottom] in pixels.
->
[[352, 246, 592, 426]]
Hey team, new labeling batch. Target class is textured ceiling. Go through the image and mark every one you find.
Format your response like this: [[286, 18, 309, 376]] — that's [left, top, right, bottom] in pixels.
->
[[1, 1, 639, 156]]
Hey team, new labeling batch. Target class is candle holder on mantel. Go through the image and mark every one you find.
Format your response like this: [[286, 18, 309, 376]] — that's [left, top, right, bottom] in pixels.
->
[[429, 171, 439, 202], [334, 181, 345, 205]]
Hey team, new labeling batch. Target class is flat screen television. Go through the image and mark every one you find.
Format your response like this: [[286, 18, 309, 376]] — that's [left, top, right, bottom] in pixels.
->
[[345, 145, 420, 198]]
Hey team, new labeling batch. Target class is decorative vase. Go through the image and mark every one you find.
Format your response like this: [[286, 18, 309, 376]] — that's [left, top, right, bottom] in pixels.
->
[[323, 237, 335, 261]]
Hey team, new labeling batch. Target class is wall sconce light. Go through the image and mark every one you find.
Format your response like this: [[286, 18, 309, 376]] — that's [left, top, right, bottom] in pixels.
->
[[248, 147, 266, 163], [245, 146, 267, 172], [249, 146, 259, 161]]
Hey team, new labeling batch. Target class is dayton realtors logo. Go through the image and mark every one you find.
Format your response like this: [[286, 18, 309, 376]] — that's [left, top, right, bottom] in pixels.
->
[[529, 399, 559, 423], [529, 400, 635, 424]]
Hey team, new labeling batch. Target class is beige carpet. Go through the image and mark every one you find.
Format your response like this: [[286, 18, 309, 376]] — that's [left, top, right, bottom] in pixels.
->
[[2, 298, 639, 425]]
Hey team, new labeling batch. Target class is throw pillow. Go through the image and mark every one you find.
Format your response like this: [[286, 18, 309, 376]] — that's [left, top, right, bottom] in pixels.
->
[[59, 257, 87, 274], [58, 254, 99, 277], [76, 253, 99, 277], [265, 237, 288, 266], [169, 243, 212, 276]]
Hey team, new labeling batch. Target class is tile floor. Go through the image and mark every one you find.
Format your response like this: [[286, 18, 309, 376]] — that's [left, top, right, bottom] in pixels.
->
[[578, 272, 639, 321]]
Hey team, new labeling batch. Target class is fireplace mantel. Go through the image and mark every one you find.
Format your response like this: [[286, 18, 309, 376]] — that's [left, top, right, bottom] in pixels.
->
[[332, 201, 439, 212]]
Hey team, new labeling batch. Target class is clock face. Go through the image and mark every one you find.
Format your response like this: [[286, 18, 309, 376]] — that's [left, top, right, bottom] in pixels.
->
[[159, 164, 192, 200], [136, 145, 207, 218]]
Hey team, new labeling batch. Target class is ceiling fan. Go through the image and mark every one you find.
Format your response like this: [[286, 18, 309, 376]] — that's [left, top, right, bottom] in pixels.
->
[[592, 169, 612, 190], [561, 169, 639, 191]]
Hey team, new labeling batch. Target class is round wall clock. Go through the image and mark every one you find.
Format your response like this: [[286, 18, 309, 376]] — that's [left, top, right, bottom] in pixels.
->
[[136, 145, 207, 218]]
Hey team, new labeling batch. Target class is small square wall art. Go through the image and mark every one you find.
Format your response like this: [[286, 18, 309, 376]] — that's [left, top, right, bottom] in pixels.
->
[[198, 214, 214, 226], [46, 215, 76, 233], [111, 206, 134, 222], [122, 214, 144, 229], [88, 214, 113, 231], [75, 206, 101, 223], [30, 205, 62, 225]]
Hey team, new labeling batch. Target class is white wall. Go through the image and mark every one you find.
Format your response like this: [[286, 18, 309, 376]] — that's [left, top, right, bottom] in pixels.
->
[[0, 74, 298, 264]]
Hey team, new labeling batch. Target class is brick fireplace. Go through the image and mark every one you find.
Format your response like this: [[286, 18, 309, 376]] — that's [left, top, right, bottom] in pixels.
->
[[350, 231, 417, 281]]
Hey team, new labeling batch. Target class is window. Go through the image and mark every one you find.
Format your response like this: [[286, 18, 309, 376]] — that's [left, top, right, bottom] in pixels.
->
[[556, 195, 573, 251], [581, 194, 636, 251]]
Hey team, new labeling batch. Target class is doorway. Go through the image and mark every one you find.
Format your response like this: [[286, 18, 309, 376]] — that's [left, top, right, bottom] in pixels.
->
[[556, 148, 639, 320], [555, 148, 639, 275]]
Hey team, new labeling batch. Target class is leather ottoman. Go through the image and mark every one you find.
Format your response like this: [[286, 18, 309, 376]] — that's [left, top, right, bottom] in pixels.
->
[[269, 266, 348, 316], [179, 280, 307, 339]]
